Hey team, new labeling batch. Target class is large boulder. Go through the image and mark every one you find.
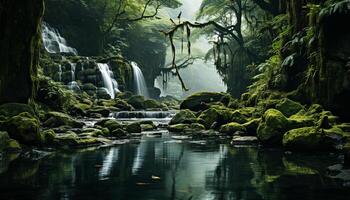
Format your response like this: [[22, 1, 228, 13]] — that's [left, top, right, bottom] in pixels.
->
[[96, 119, 123, 132], [126, 122, 141, 133], [219, 122, 246, 135], [198, 106, 234, 129], [180, 92, 231, 111], [127, 95, 145, 109], [168, 124, 190, 133], [43, 112, 84, 128], [275, 98, 304, 117], [0, 131, 21, 152], [1, 112, 42, 145], [257, 109, 289, 146], [283, 127, 344, 151], [0, 103, 36, 118], [169, 109, 196, 125]]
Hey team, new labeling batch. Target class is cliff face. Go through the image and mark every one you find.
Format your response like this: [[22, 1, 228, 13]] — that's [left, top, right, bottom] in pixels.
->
[[278, 0, 350, 119], [0, 0, 44, 103]]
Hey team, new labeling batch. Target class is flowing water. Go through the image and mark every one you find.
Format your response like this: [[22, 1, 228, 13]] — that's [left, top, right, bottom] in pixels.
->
[[131, 62, 149, 98], [42, 22, 78, 55], [0, 133, 349, 200], [97, 63, 120, 99]]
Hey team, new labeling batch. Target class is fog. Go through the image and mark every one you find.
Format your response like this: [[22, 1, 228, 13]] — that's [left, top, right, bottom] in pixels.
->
[[156, 0, 227, 99]]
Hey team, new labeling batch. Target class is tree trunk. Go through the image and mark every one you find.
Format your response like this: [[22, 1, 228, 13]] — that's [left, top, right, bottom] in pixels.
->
[[0, 0, 44, 104]]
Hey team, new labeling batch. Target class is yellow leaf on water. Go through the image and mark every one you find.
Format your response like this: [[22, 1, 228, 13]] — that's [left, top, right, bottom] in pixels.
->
[[151, 175, 161, 180]]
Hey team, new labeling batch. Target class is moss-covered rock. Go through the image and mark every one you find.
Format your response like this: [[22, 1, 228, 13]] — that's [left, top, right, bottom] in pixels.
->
[[168, 124, 190, 133], [0, 103, 36, 118], [127, 95, 145, 109], [288, 113, 315, 129], [111, 128, 128, 137], [54, 133, 102, 148], [275, 98, 304, 117], [283, 127, 344, 151], [231, 110, 249, 124], [219, 122, 246, 135], [42, 129, 56, 144], [80, 128, 105, 137], [0, 131, 21, 152], [141, 123, 157, 131], [189, 123, 206, 131], [126, 122, 141, 133], [87, 106, 110, 117], [2, 112, 42, 145], [169, 109, 196, 125], [96, 119, 123, 132], [257, 109, 289, 146], [180, 92, 231, 111], [198, 106, 234, 129], [243, 118, 261, 135], [144, 99, 163, 109], [43, 112, 84, 128]]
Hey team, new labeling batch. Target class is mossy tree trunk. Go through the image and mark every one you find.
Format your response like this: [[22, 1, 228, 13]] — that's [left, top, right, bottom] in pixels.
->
[[0, 0, 44, 104]]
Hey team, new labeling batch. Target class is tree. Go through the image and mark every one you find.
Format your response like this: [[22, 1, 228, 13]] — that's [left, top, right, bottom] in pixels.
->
[[0, 0, 44, 103]]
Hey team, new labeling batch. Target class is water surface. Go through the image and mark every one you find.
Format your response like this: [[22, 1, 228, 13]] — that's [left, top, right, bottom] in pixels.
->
[[0, 133, 349, 200]]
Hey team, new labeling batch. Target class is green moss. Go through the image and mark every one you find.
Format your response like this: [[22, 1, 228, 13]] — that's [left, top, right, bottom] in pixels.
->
[[243, 118, 261, 135], [97, 119, 123, 132], [2, 112, 42, 145], [219, 122, 246, 135], [126, 122, 141, 133], [231, 110, 249, 124], [168, 124, 190, 133], [127, 95, 145, 109], [42, 129, 56, 144], [257, 109, 289, 146], [283, 126, 344, 151], [288, 113, 315, 129], [43, 112, 84, 128], [144, 99, 163, 109], [0, 103, 36, 118], [169, 109, 196, 125], [275, 98, 304, 117], [111, 128, 128, 137], [198, 107, 234, 129], [0, 131, 21, 152], [180, 92, 231, 111]]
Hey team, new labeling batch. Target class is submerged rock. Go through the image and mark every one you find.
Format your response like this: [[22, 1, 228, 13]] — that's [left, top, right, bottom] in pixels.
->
[[180, 92, 231, 111], [231, 136, 258, 145]]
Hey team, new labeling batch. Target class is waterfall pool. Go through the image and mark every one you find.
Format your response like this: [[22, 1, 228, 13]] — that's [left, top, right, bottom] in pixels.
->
[[0, 132, 349, 200]]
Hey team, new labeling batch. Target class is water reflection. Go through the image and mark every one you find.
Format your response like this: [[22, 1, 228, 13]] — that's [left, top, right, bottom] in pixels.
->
[[0, 134, 349, 200]]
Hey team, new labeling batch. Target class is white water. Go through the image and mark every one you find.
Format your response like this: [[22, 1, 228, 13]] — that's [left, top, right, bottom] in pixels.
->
[[131, 62, 149, 98], [58, 65, 62, 82], [42, 22, 78, 55], [97, 63, 120, 99]]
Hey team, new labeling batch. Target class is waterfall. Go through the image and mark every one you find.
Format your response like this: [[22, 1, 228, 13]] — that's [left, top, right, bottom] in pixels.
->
[[97, 63, 120, 99], [42, 22, 78, 55], [57, 64, 62, 82], [131, 62, 149, 98]]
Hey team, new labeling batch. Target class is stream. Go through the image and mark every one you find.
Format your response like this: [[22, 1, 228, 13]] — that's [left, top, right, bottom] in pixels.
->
[[1, 129, 350, 200]]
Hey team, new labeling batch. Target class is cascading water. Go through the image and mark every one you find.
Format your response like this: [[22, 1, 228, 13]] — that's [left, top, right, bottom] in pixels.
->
[[131, 62, 149, 98], [58, 64, 62, 82], [42, 22, 78, 55], [97, 63, 120, 99]]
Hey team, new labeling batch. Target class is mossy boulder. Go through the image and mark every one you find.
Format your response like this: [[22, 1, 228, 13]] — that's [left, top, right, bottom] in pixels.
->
[[189, 123, 206, 131], [126, 122, 141, 133], [43, 112, 84, 128], [54, 132, 102, 148], [275, 98, 304, 117], [168, 124, 190, 133], [288, 113, 315, 129], [243, 118, 261, 135], [42, 129, 56, 144], [144, 99, 163, 109], [87, 106, 110, 117], [198, 106, 234, 129], [257, 109, 289, 146], [219, 122, 246, 135], [231, 110, 249, 124], [283, 127, 344, 151], [96, 119, 123, 132], [111, 128, 128, 137], [80, 128, 105, 137], [0, 131, 21, 152], [0, 103, 36, 118], [180, 92, 231, 111], [127, 95, 145, 109], [169, 109, 196, 125], [2, 112, 42, 145]]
